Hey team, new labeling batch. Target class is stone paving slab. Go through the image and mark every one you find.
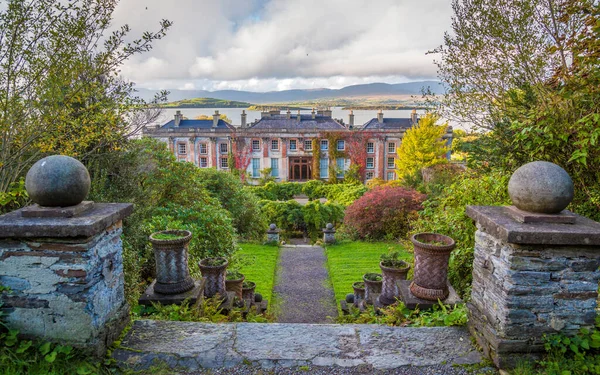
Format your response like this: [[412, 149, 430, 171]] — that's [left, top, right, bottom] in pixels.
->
[[113, 320, 483, 371]]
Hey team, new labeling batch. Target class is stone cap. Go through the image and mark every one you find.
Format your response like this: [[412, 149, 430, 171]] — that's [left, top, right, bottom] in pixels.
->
[[0, 203, 133, 238], [466, 205, 600, 246]]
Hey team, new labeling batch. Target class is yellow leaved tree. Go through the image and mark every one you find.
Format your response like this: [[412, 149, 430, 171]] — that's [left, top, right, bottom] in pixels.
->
[[395, 113, 449, 181]]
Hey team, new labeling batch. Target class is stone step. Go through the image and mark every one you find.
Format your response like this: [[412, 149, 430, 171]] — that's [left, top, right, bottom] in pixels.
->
[[113, 320, 482, 371]]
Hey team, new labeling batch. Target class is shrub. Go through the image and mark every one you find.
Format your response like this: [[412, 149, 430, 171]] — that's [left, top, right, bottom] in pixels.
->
[[344, 186, 426, 240], [411, 170, 511, 298], [196, 168, 266, 241], [250, 181, 302, 201], [301, 179, 325, 199], [302, 200, 345, 237], [258, 199, 304, 233]]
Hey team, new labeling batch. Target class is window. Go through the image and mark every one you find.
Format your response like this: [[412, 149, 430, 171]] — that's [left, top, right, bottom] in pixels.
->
[[199, 157, 208, 168], [252, 158, 260, 178], [178, 143, 186, 154], [304, 140, 313, 151], [199, 143, 207, 154], [271, 139, 279, 150], [320, 158, 329, 178], [387, 171, 396, 181], [388, 142, 396, 153], [337, 140, 345, 151], [271, 158, 279, 177], [320, 140, 329, 151], [336, 158, 345, 178], [220, 157, 228, 169], [387, 157, 395, 169], [366, 157, 374, 169], [367, 142, 374, 153], [220, 143, 228, 154], [252, 140, 260, 151], [289, 139, 297, 150], [366, 171, 374, 180]]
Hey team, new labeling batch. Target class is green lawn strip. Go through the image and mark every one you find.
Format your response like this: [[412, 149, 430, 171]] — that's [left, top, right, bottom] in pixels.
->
[[324, 241, 412, 304], [238, 243, 280, 304]]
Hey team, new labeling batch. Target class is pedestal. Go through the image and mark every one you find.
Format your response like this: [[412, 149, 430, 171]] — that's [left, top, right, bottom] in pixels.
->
[[0, 203, 133, 356], [466, 205, 600, 369]]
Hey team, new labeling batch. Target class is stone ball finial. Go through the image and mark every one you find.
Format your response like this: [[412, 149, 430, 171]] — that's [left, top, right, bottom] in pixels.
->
[[326, 223, 333, 229], [25, 155, 91, 207], [269, 223, 277, 230], [508, 161, 574, 214]]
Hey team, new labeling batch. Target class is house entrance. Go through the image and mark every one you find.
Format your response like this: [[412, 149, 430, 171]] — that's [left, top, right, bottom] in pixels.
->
[[289, 157, 312, 181]]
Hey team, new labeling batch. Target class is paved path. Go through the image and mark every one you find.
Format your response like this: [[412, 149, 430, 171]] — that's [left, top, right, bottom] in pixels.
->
[[114, 321, 487, 373], [274, 245, 337, 323]]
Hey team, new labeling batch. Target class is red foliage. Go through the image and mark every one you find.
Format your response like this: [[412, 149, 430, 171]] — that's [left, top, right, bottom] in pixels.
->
[[343, 186, 426, 240], [232, 137, 252, 182], [345, 131, 381, 180]]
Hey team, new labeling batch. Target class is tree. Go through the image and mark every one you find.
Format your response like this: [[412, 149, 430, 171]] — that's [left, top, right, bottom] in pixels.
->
[[0, 0, 171, 196], [194, 114, 233, 123], [395, 113, 449, 180]]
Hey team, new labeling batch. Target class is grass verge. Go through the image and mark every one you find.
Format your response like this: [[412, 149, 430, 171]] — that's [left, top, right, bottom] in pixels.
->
[[238, 243, 280, 304], [324, 241, 411, 304]]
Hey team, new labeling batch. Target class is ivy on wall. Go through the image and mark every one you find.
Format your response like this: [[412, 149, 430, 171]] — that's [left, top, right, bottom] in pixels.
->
[[312, 138, 321, 179]]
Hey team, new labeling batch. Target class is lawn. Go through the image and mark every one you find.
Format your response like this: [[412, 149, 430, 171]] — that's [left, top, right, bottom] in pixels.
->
[[237, 243, 280, 304], [325, 241, 412, 304]]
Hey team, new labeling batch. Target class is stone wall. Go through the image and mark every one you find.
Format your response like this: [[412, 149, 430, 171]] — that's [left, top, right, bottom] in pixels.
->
[[467, 205, 600, 368]]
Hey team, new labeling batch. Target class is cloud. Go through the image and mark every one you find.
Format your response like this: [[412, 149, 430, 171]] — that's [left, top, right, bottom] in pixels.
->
[[112, 0, 451, 90]]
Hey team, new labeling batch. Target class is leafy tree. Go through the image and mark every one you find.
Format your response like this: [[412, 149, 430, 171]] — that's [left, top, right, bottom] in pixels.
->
[[0, 0, 171, 195], [395, 113, 449, 181], [194, 114, 233, 123]]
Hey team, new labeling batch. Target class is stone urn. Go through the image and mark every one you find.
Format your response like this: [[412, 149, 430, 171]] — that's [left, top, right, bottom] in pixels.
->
[[352, 281, 365, 307], [242, 281, 256, 305], [199, 257, 229, 301], [378, 260, 410, 306], [149, 230, 195, 295], [410, 233, 456, 301], [362, 273, 382, 305], [225, 270, 245, 301]]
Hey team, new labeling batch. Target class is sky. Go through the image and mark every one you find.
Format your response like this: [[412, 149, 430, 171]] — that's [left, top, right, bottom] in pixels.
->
[[112, 0, 453, 92]]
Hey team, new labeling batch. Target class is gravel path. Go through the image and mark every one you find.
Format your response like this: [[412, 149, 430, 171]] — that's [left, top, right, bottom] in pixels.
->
[[274, 245, 338, 323], [185, 364, 498, 375]]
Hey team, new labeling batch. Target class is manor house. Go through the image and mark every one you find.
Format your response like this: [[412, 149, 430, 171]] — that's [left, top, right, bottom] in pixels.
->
[[142, 109, 453, 182]]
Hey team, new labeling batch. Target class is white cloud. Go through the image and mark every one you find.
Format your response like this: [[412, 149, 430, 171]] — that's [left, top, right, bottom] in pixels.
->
[[112, 0, 452, 90]]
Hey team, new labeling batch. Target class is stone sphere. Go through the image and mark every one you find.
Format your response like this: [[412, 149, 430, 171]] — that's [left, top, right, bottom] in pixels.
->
[[269, 223, 277, 230], [326, 223, 334, 230], [508, 161, 574, 214], [25, 155, 91, 207]]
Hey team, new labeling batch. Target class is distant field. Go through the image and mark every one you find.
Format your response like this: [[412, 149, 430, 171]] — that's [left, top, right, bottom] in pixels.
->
[[325, 241, 412, 304], [163, 97, 252, 108]]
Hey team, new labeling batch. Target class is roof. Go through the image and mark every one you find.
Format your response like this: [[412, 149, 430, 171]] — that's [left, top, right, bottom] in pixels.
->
[[249, 114, 346, 131], [160, 119, 234, 130], [362, 118, 415, 130]]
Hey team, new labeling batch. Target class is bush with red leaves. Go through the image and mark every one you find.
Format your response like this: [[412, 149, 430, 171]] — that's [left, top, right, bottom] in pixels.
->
[[343, 186, 426, 240]]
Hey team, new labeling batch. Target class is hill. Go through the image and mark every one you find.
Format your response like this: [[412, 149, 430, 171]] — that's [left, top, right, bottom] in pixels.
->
[[162, 98, 251, 108], [136, 81, 444, 104]]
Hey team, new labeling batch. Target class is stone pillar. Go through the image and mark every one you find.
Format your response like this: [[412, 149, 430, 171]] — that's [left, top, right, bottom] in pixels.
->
[[465, 161, 600, 369], [266, 224, 280, 243], [322, 223, 336, 244], [0, 206, 133, 357]]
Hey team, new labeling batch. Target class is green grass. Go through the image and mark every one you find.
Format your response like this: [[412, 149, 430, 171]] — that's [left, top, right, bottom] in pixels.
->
[[324, 241, 412, 303], [238, 243, 280, 304]]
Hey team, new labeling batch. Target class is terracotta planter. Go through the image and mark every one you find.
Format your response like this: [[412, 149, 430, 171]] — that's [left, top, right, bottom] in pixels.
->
[[199, 257, 228, 300], [378, 261, 410, 306], [410, 233, 456, 301], [225, 272, 245, 300], [149, 230, 195, 295], [362, 273, 382, 305], [352, 281, 365, 307], [242, 281, 256, 305]]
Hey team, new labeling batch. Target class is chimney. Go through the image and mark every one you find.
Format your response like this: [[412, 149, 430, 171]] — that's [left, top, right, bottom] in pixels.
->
[[377, 109, 383, 124], [212, 110, 220, 128], [297, 110, 301, 123], [411, 109, 418, 124], [349, 109, 354, 127], [286, 109, 291, 120], [241, 110, 247, 128], [174, 110, 182, 127], [311, 108, 316, 120]]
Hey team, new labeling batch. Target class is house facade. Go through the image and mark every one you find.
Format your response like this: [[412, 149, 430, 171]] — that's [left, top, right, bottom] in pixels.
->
[[142, 109, 453, 182]]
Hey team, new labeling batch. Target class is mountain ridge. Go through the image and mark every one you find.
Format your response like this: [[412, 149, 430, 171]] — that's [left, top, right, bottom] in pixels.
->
[[135, 81, 444, 104]]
